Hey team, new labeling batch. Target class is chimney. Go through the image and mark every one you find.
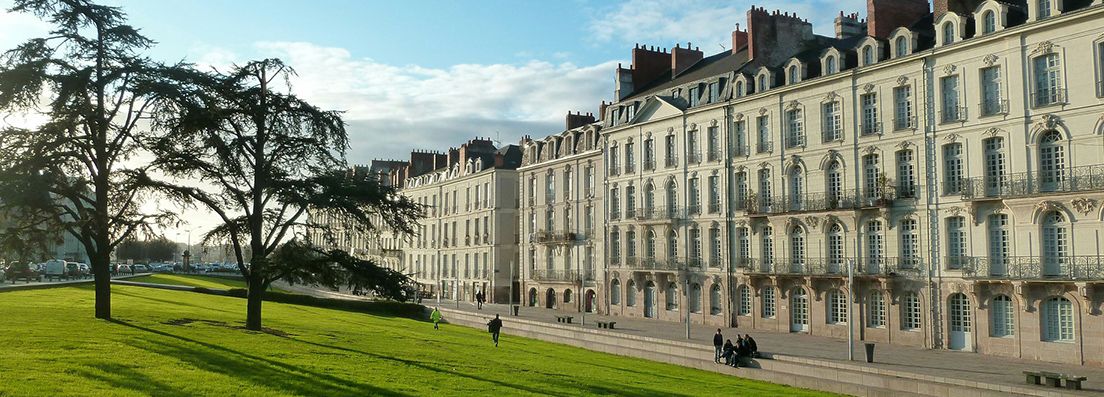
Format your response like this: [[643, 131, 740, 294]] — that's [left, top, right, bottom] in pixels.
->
[[747, 6, 814, 66], [566, 111, 596, 130], [447, 147, 460, 167], [835, 12, 866, 39], [615, 64, 633, 100], [671, 42, 704, 77], [731, 24, 748, 54], [598, 101, 609, 122], [630, 44, 669, 90], [869, 0, 930, 39]]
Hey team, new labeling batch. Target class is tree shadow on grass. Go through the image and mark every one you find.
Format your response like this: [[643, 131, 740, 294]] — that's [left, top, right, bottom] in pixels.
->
[[108, 319, 410, 397], [69, 362, 193, 397], [112, 289, 237, 315]]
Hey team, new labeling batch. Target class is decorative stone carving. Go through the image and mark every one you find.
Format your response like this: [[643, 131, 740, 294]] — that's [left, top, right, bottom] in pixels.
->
[[759, 107, 769, 116], [758, 161, 771, 169], [786, 100, 800, 111], [643, 131, 652, 138], [710, 119, 719, 127], [1071, 198, 1097, 216], [943, 64, 957, 75], [942, 133, 960, 143], [862, 83, 875, 93], [667, 126, 675, 134], [982, 127, 1002, 138], [1036, 114, 1062, 130], [1035, 200, 1060, 215], [824, 91, 839, 102], [862, 146, 878, 155], [804, 216, 821, 230], [896, 75, 909, 86], [944, 206, 965, 216], [895, 141, 913, 150], [734, 113, 745, 121], [982, 54, 998, 66], [1032, 41, 1054, 55], [688, 122, 697, 131]]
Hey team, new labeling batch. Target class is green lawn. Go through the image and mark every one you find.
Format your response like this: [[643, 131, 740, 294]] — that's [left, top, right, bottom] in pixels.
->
[[0, 285, 834, 396], [127, 274, 286, 293]]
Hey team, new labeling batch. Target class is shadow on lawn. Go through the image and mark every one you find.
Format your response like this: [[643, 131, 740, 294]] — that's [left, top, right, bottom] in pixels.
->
[[108, 319, 410, 397], [71, 362, 193, 397]]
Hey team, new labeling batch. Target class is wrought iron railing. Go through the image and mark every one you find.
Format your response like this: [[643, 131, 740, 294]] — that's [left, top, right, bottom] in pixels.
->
[[687, 151, 702, 164], [893, 115, 917, 131], [861, 121, 882, 136], [1031, 88, 1067, 108], [960, 165, 1104, 200], [643, 159, 656, 171], [530, 269, 580, 282], [633, 207, 686, 222], [960, 255, 1104, 280], [940, 106, 967, 123], [730, 144, 750, 157], [665, 155, 679, 168], [744, 257, 924, 278], [979, 99, 1009, 117], [743, 187, 896, 215], [756, 141, 773, 154]]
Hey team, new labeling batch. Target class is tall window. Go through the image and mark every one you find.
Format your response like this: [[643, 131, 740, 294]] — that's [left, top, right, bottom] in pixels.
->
[[610, 280, 621, 306], [1033, 53, 1062, 107], [609, 187, 620, 219], [942, 22, 955, 45], [897, 150, 915, 198], [645, 229, 657, 260], [710, 285, 722, 315], [665, 181, 678, 216], [626, 281, 636, 306], [625, 185, 636, 218], [688, 86, 700, 107], [756, 115, 771, 153], [902, 292, 921, 330], [687, 129, 700, 164], [760, 226, 774, 270], [544, 208, 554, 232], [828, 224, 844, 272], [563, 169, 572, 199], [828, 290, 847, 324], [584, 165, 594, 197], [666, 283, 678, 310], [708, 175, 720, 213], [667, 230, 678, 259], [822, 101, 842, 142], [665, 134, 677, 167], [1041, 211, 1068, 277], [790, 227, 806, 270], [826, 160, 843, 206], [708, 82, 719, 103], [1038, 0, 1053, 19], [624, 142, 635, 173], [867, 291, 885, 328], [991, 295, 1014, 337], [893, 85, 912, 130], [1039, 131, 1065, 191], [738, 285, 752, 316], [688, 177, 700, 214], [735, 81, 744, 97], [625, 230, 637, 259], [788, 166, 804, 210], [982, 10, 996, 34], [895, 36, 908, 58], [947, 216, 966, 269], [758, 169, 772, 208], [644, 182, 655, 216], [643, 138, 654, 170], [943, 143, 963, 194], [866, 220, 883, 272], [689, 283, 702, 313], [981, 66, 1003, 116], [941, 75, 961, 122], [734, 172, 748, 209], [609, 229, 621, 260], [736, 227, 750, 266], [825, 55, 837, 74], [709, 226, 721, 266], [707, 126, 720, 161], [788, 65, 799, 84], [785, 108, 804, 148], [1043, 297, 1074, 342], [988, 214, 1009, 276], [862, 46, 874, 66], [757, 74, 767, 92], [861, 93, 879, 135], [899, 219, 918, 268], [731, 120, 747, 156], [761, 287, 776, 318], [608, 146, 619, 176], [689, 226, 703, 264], [863, 154, 880, 200], [983, 137, 1006, 195]]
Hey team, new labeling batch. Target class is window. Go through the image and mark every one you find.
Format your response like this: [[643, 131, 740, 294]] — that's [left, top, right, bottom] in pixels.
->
[[689, 284, 702, 313], [895, 36, 908, 58], [667, 230, 678, 259], [1038, 0, 1052, 19], [983, 137, 1006, 195], [788, 65, 799, 83], [731, 120, 747, 156], [941, 75, 961, 122], [689, 86, 700, 107], [1041, 211, 1068, 277], [643, 138, 654, 170], [687, 129, 700, 164], [584, 165, 594, 197], [735, 81, 744, 97], [757, 74, 767, 92], [863, 153, 880, 200], [825, 56, 837, 74], [644, 229, 657, 259], [982, 10, 996, 34], [861, 93, 879, 135], [1098, 42, 1104, 97], [949, 293, 971, 333], [563, 169, 572, 199], [609, 186, 619, 219], [610, 280, 621, 305], [828, 224, 844, 272], [987, 214, 1010, 277], [862, 46, 874, 66], [785, 109, 804, 148], [991, 295, 1014, 337], [626, 281, 636, 306], [789, 226, 806, 270], [942, 22, 955, 45], [665, 181, 678, 217], [738, 285, 751, 316], [902, 292, 921, 330], [624, 142, 635, 173], [943, 143, 963, 195], [828, 290, 847, 324], [822, 101, 842, 142], [899, 219, 918, 268], [758, 168, 772, 209], [709, 225, 721, 265], [708, 175, 720, 213], [947, 216, 967, 269], [708, 81, 719, 103], [1033, 53, 1063, 107], [897, 150, 916, 198], [788, 166, 804, 211], [736, 227, 750, 266], [689, 226, 702, 263], [625, 185, 636, 218], [760, 226, 774, 270], [865, 220, 883, 271], [734, 172, 748, 210], [643, 183, 655, 216], [609, 228, 621, 260], [826, 160, 843, 206], [688, 177, 701, 214], [756, 115, 771, 153], [666, 283, 678, 310], [893, 85, 912, 130], [664, 135, 677, 167], [1039, 131, 1065, 192], [707, 126, 720, 161], [981, 66, 1004, 116], [761, 287, 776, 318], [1043, 297, 1074, 342], [608, 146, 619, 176], [710, 284, 722, 315], [625, 230, 637, 259], [867, 291, 885, 328]]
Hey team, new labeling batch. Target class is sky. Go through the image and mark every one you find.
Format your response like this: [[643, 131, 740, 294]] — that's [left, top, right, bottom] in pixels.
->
[[0, 0, 867, 241]]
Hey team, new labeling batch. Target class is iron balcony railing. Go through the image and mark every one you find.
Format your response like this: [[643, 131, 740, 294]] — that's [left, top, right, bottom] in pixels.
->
[[743, 187, 897, 215], [665, 155, 679, 168], [687, 151, 702, 164], [785, 133, 806, 149], [960, 165, 1104, 200], [532, 231, 579, 245], [609, 166, 621, 176], [860, 121, 882, 136], [634, 207, 686, 222], [940, 106, 967, 123], [625, 163, 635, 174], [530, 269, 580, 282], [1032, 88, 1067, 108], [730, 144, 750, 157], [822, 128, 842, 143], [643, 159, 656, 171], [611, 257, 707, 272], [707, 148, 722, 162], [756, 141, 773, 154], [960, 255, 1104, 281], [979, 99, 1009, 117], [893, 115, 917, 131], [744, 257, 924, 278]]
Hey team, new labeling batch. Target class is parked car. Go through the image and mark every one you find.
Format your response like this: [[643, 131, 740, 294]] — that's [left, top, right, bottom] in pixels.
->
[[77, 263, 90, 278], [116, 264, 133, 275], [132, 264, 150, 273], [43, 259, 68, 281], [5, 262, 40, 283]]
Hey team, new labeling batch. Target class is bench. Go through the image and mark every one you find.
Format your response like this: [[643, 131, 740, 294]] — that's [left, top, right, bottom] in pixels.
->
[[596, 321, 616, 329], [555, 315, 574, 324], [1024, 371, 1086, 390]]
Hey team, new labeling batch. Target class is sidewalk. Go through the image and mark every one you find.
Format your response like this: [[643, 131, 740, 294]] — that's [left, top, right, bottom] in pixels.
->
[[433, 300, 1104, 395]]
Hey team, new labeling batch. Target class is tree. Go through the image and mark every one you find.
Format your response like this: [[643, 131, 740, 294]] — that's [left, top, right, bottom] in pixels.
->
[[115, 238, 178, 262], [0, 0, 181, 319], [150, 59, 422, 330]]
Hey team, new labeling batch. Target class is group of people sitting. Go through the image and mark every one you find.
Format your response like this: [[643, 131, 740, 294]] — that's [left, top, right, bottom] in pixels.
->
[[713, 329, 758, 368]]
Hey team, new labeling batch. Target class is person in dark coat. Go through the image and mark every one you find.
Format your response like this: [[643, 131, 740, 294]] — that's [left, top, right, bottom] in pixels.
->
[[476, 291, 484, 310], [721, 339, 735, 366], [487, 314, 503, 347], [712, 329, 724, 363], [744, 334, 758, 357]]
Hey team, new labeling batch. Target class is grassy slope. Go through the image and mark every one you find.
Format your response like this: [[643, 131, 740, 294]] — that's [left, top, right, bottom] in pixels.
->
[[0, 286, 834, 397], [127, 274, 285, 293]]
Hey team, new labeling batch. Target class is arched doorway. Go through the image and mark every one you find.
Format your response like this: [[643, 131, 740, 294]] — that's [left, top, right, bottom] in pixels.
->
[[790, 287, 809, 332], [644, 281, 656, 318], [948, 293, 972, 350], [585, 290, 596, 313], [528, 288, 537, 307], [545, 288, 556, 309]]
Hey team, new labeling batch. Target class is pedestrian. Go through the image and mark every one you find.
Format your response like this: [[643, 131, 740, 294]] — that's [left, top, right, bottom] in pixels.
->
[[744, 334, 758, 358], [721, 339, 735, 366], [734, 336, 746, 367], [431, 307, 442, 330], [487, 314, 503, 347], [476, 291, 484, 310], [712, 329, 724, 363]]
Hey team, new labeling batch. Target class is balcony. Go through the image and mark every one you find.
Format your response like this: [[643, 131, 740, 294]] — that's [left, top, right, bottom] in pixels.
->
[[707, 148, 721, 162], [530, 269, 580, 282], [785, 134, 806, 149], [610, 210, 621, 220], [960, 256, 1104, 281], [609, 167, 621, 177], [664, 155, 679, 168], [821, 129, 842, 143], [893, 115, 917, 131], [633, 207, 685, 223], [625, 163, 635, 174], [1031, 88, 1067, 108], [708, 201, 721, 214], [960, 165, 1104, 200], [979, 100, 1009, 117], [745, 257, 924, 278], [744, 188, 897, 215], [612, 257, 705, 272], [643, 159, 656, 171], [860, 121, 882, 136], [756, 141, 773, 154], [940, 106, 967, 124], [687, 151, 702, 164], [730, 144, 750, 157]]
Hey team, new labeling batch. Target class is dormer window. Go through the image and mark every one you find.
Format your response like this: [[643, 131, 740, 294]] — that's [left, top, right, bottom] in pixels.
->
[[735, 81, 745, 97], [982, 10, 996, 34], [627, 103, 637, 121], [895, 37, 908, 57], [708, 81, 719, 103], [862, 46, 875, 66], [788, 66, 798, 84], [672, 88, 682, 98], [1038, 0, 1052, 19], [942, 22, 955, 45], [757, 74, 767, 92], [689, 86, 700, 107], [825, 56, 837, 74]]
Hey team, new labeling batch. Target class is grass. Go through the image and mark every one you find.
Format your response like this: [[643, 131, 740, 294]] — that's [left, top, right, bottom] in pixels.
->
[[0, 285, 836, 397], [127, 274, 287, 293]]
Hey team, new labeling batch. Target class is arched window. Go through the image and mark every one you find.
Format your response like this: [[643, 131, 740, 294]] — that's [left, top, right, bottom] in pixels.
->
[[667, 229, 679, 259], [528, 288, 538, 306], [982, 10, 996, 34], [645, 229, 657, 260], [666, 282, 678, 310], [710, 284, 722, 315], [788, 65, 798, 83], [665, 180, 678, 216], [867, 290, 885, 328], [866, 220, 884, 273], [644, 182, 655, 216], [625, 185, 636, 217], [735, 80, 744, 97], [862, 46, 874, 66], [564, 289, 573, 304], [899, 219, 918, 268], [738, 285, 752, 316], [828, 289, 847, 324], [1039, 131, 1065, 192], [626, 280, 637, 306], [690, 225, 702, 263], [1043, 296, 1074, 342], [760, 226, 774, 271], [988, 214, 1009, 276], [610, 279, 621, 306], [1041, 211, 1068, 277], [828, 223, 844, 272], [991, 294, 1014, 337], [826, 160, 843, 206], [689, 283, 702, 313], [625, 230, 637, 259], [943, 22, 955, 45], [895, 36, 908, 57], [825, 56, 837, 74], [789, 226, 806, 271], [758, 74, 767, 92], [788, 166, 804, 210], [709, 225, 721, 266]]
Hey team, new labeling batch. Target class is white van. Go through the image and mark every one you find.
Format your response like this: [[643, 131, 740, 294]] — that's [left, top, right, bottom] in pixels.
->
[[44, 259, 68, 281]]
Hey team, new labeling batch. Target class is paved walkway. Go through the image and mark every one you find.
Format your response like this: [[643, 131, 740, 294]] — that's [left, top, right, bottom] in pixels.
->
[[431, 299, 1104, 395]]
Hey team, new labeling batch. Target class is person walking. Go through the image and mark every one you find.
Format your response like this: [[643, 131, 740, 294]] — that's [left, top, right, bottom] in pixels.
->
[[487, 314, 503, 347], [476, 291, 484, 310], [712, 329, 724, 363], [431, 307, 442, 330]]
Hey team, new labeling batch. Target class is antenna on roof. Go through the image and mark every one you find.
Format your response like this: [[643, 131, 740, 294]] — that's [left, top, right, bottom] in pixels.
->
[[493, 131, 502, 148], [719, 43, 727, 51]]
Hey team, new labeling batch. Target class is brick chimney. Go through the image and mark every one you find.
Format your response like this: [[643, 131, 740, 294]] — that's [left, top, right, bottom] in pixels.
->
[[731, 24, 748, 54], [446, 147, 460, 167], [835, 12, 866, 39], [747, 7, 814, 66], [868, 0, 929, 39], [933, 0, 983, 21], [566, 111, 596, 130], [671, 42, 703, 76]]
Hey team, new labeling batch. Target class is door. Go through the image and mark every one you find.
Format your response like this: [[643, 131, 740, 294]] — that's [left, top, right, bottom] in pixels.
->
[[585, 290, 596, 313], [948, 293, 972, 351], [790, 288, 809, 332], [644, 282, 656, 318], [545, 289, 556, 309]]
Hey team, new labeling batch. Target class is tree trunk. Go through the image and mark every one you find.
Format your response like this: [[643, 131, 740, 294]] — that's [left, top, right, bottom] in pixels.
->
[[245, 276, 264, 331], [93, 260, 111, 320]]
